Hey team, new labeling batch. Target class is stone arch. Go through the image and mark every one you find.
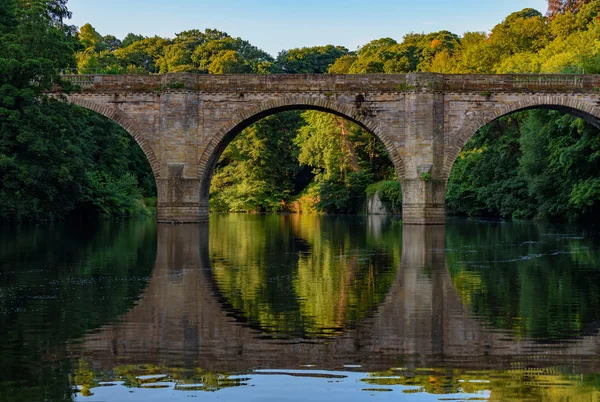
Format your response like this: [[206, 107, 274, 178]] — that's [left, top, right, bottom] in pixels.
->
[[197, 96, 405, 201], [443, 96, 600, 181], [66, 96, 161, 179]]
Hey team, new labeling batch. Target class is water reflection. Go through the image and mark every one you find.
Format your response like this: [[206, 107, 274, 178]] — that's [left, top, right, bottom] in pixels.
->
[[0, 220, 156, 402], [446, 221, 600, 340], [208, 215, 400, 337], [76, 218, 600, 371], [3, 217, 600, 400]]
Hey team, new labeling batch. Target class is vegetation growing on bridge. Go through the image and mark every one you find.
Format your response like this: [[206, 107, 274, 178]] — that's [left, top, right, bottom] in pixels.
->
[[2, 0, 600, 221]]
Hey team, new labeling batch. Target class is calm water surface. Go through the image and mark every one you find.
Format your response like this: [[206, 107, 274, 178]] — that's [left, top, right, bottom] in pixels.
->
[[2, 215, 600, 401]]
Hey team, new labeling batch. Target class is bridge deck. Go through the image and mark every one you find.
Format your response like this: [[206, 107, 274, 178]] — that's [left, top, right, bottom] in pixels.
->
[[58, 73, 600, 94]]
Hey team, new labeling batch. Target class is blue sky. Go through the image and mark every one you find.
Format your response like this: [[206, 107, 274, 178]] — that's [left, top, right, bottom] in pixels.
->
[[68, 0, 549, 56]]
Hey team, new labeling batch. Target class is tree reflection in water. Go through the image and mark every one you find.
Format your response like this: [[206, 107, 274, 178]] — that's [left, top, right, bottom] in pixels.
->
[[4, 216, 600, 400]]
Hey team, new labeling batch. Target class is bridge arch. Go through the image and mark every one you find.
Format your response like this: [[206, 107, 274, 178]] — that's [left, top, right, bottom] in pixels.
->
[[197, 96, 405, 202], [443, 96, 600, 181], [66, 96, 161, 180]]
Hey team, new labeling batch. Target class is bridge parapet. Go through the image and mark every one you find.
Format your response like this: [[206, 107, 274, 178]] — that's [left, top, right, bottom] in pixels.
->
[[58, 73, 600, 94], [58, 73, 410, 94], [60, 74, 163, 92], [444, 73, 600, 93]]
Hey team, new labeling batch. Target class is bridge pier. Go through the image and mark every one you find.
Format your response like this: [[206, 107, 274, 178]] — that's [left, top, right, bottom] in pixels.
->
[[402, 179, 446, 225], [157, 164, 205, 224], [401, 73, 447, 225]]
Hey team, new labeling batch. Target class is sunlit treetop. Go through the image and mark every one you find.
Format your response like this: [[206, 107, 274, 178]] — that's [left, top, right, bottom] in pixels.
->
[[547, 0, 594, 18]]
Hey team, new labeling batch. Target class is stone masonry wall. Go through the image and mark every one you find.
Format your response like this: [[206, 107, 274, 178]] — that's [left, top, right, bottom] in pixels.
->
[[57, 73, 600, 224]]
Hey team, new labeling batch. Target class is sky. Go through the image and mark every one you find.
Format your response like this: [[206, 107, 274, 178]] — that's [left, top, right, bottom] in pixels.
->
[[68, 0, 549, 57]]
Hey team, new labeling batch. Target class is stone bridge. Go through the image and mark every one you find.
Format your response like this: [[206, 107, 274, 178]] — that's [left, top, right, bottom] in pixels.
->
[[75, 224, 600, 373], [56, 73, 600, 224]]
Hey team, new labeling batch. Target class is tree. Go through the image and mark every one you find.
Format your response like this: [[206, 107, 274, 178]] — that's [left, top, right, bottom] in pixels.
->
[[0, 0, 155, 221], [102, 34, 121, 51], [78, 23, 104, 50], [114, 36, 170, 73], [346, 38, 400, 73], [0, 0, 15, 33], [417, 30, 461, 71], [328, 54, 357, 74], [44, 0, 72, 23], [548, 0, 593, 18], [274, 45, 348, 73], [210, 112, 303, 212], [294, 111, 390, 213], [156, 28, 273, 73], [191, 36, 272, 74], [520, 111, 600, 220], [539, 18, 600, 73], [121, 32, 145, 48], [487, 9, 550, 69], [451, 32, 496, 73], [206, 50, 247, 74], [446, 115, 535, 218]]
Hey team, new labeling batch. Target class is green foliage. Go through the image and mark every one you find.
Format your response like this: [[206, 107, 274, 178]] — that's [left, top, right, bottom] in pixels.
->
[[289, 183, 320, 213], [446, 115, 536, 219], [76, 27, 274, 75], [420, 172, 432, 182], [121, 32, 145, 48], [113, 36, 170, 73], [274, 45, 349, 73], [0, 0, 15, 33], [209, 214, 400, 337], [520, 110, 600, 221], [331, 31, 460, 74], [448, 110, 600, 222], [210, 112, 304, 213], [78, 22, 104, 50], [210, 106, 393, 214], [328, 54, 358, 74], [317, 171, 373, 214], [0, 220, 156, 401], [0, 97, 156, 221], [0, 0, 155, 222], [84, 171, 148, 217], [292, 111, 392, 213], [295, 111, 354, 180], [0, 0, 80, 221]]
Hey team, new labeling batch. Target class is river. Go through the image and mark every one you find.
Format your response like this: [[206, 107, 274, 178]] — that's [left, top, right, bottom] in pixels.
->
[[2, 215, 600, 401]]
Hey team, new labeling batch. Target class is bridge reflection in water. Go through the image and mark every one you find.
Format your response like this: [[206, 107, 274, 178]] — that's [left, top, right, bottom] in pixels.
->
[[75, 221, 600, 374]]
